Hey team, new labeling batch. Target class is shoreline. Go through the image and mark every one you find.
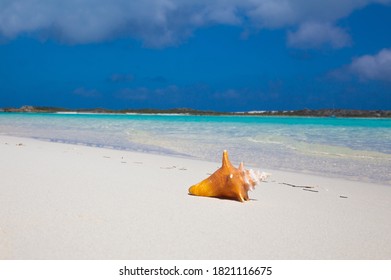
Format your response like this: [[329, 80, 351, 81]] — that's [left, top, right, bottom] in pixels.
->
[[2, 112, 390, 186], [1, 135, 391, 259], [2, 132, 388, 186], [5, 133, 390, 186], [2, 106, 391, 118], [3, 110, 391, 121]]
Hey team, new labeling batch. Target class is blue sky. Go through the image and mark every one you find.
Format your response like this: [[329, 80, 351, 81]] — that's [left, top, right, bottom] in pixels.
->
[[1, 0, 391, 111]]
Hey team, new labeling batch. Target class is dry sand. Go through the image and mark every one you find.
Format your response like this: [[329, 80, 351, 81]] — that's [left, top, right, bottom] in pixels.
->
[[1, 135, 390, 259]]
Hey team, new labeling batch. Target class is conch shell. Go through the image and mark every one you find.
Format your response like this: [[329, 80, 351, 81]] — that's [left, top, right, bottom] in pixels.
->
[[188, 150, 269, 202]]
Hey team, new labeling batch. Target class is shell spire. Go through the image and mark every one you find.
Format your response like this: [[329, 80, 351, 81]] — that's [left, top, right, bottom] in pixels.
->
[[188, 150, 268, 202], [222, 149, 232, 168]]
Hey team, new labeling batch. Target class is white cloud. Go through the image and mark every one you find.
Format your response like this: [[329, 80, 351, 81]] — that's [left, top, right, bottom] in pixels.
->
[[349, 48, 391, 82], [287, 22, 351, 49], [246, 0, 297, 28], [0, 0, 390, 47]]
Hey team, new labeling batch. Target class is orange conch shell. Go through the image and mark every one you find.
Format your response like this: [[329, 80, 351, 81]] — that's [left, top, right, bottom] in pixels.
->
[[188, 150, 268, 202]]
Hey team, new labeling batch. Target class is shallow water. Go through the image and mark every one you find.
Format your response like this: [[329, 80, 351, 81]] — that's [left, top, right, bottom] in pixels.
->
[[1, 112, 390, 184]]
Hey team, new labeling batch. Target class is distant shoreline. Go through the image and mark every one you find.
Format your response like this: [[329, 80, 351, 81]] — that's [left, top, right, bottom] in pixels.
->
[[1, 105, 390, 118]]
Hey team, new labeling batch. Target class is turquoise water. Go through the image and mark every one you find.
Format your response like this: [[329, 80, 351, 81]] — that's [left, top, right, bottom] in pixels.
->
[[1, 112, 390, 184]]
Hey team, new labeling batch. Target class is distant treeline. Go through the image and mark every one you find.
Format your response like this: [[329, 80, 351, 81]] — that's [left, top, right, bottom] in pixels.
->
[[1, 105, 390, 118]]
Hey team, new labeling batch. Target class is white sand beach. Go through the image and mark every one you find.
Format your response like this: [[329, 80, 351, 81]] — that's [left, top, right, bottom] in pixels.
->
[[1, 135, 391, 259]]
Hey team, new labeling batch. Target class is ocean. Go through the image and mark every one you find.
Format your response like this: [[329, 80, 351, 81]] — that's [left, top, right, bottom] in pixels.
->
[[1, 112, 390, 184]]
